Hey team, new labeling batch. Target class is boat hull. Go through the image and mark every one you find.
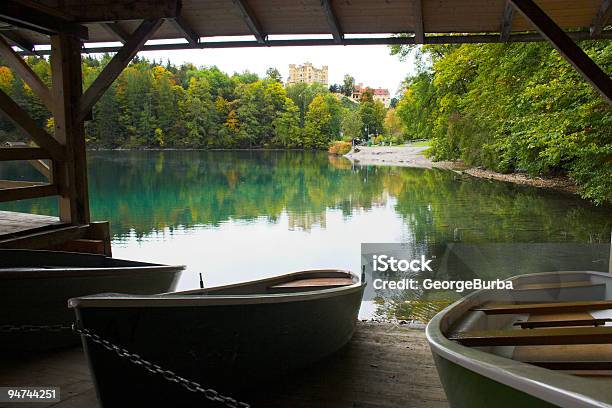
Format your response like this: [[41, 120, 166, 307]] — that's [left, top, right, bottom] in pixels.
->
[[432, 353, 556, 408], [72, 279, 364, 407], [0, 250, 183, 351]]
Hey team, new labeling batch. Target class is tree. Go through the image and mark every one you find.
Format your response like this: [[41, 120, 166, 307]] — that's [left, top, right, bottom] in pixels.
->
[[384, 108, 404, 141], [303, 94, 340, 149], [285, 82, 328, 126], [360, 94, 387, 138], [341, 109, 362, 142], [265, 67, 283, 83], [341, 74, 355, 96], [179, 76, 216, 147]]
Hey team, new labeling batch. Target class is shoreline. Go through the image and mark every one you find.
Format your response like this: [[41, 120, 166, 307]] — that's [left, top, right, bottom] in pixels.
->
[[344, 145, 580, 196]]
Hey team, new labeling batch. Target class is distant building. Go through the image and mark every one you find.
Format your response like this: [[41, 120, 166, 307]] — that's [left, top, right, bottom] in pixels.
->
[[287, 62, 328, 85], [351, 83, 391, 107]]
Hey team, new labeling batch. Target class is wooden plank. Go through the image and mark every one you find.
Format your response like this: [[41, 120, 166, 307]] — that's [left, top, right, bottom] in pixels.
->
[[321, 0, 344, 44], [0, 210, 61, 237], [473, 300, 612, 315], [270, 277, 354, 289], [19, 31, 612, 56], [0, 0, 88, 39], [170, 16, 200, 46], [531, 361, 612, 371], [0, 184, 58, 202], [412, 0, 425, 44], [514, 318, 612, 329], [55, 238, 106, 255], [0, 90, 64, 161], [591, 0, 612, 37], [53, 0, 181, 23], [0, 180, 45, 188], [232, 0, 267, 44], [77, 19, 163, 124], [0, 36, 53, 111], [0, 147, 51, 161], [500, 1, 515, 41], [449, 327, 612, 347], [1, 31, 36, 54], [510, 0, 612, 104], [0, 224, 85, 249], [85, 221, 112, 256], [99, 22, 130, 44]]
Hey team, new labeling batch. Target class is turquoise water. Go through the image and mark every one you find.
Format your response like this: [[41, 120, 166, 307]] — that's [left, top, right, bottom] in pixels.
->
[[1, 150, 610, 319]]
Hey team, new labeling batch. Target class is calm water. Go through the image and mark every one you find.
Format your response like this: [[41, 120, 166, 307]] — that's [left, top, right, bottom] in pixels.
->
[[1, 151, 610, 319]]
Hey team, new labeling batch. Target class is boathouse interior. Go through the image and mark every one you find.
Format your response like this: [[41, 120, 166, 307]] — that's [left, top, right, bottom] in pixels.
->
[[0, 0, 610, 256]]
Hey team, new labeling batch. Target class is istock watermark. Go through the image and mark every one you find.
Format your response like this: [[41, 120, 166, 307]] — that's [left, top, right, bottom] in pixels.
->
[[360, 242, 611, 303]]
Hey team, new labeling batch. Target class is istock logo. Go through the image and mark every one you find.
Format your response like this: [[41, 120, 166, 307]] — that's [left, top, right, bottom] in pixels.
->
[[372, 254, 433, 272]]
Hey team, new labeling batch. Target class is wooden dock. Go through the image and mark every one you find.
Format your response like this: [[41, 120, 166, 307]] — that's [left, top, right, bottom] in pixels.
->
[[0, 211, 112, 256], [0, 322, 448, 408]]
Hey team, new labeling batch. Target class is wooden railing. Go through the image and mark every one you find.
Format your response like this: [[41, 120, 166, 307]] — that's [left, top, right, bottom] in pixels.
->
[[0, 144, 58, 203]]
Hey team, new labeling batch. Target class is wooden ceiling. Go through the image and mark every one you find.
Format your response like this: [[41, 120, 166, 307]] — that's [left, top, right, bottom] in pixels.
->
[[0, 0, 610, 50]]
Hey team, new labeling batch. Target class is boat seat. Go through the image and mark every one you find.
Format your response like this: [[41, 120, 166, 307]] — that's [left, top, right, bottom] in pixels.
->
[[448, 326, 612, 347], [472, 300, 612, 315], [514, 318, 612, 329], [269, 277, 353, 291]]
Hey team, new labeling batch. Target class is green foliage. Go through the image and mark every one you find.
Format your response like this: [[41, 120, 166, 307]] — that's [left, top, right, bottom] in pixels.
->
[[0, 56, 391, 155], [394, 41, 612, 204], [341, 109, 363, 141]]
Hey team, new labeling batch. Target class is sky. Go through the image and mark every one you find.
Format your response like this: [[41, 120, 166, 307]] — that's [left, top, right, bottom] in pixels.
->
[[133, 42, 418, 97]]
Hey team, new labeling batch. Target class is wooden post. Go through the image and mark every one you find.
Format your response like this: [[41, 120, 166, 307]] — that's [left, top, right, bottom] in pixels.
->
[[51, 32, 90, 225]]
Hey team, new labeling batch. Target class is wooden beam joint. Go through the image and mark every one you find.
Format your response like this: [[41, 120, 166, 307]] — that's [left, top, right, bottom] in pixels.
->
[[0, 36, 53, 111], [500, 1, 515, 42], [412, 0, 424, 44], [320, 0, 344, 44], [510, 0, 612, 104], [591, 0, 612, 37], [232, 0, 267, 44], [0, 0, 88, 40], [170, 16, 200, 46], [78, 19, 163, 123]]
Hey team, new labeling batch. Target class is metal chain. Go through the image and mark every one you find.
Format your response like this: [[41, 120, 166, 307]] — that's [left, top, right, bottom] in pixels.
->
[[1, 323, 250, 408], [73, 325, 250, 408]]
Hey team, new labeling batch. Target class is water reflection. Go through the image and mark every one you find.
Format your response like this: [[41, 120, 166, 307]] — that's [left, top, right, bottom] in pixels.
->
[[1, 150, 610, 320]]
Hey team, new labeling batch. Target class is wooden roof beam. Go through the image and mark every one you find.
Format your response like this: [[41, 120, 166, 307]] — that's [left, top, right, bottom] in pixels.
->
[[0, 0, 88, 40], [54, 0, 181, 23], [0, 36, 53, 112], [170, 16, 200, 46], [510, 0, 612, 104], [99, 23, 130, 44], [232, 0, 267, 44], [412, 0, 424, 44], [77, 19, 163, 123], [500, 1, 515, 42], [591, 0, 612, 37], [320, 0, 344, 44], [1, 31, 35, 55], [0, 89, 64, 161]]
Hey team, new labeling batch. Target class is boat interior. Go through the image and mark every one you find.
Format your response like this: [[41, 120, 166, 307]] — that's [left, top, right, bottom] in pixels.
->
[[444, 271, 612, 381], [174, 269, 359, 296]]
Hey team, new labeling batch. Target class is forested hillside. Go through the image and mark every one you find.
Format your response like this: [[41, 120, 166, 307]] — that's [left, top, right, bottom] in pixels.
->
[[0, 55, 397, 150], [392, 41, 611, 203]]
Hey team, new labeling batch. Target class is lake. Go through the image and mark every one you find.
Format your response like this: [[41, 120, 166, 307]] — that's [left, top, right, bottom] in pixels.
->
[[1, 150, 610, 320]]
